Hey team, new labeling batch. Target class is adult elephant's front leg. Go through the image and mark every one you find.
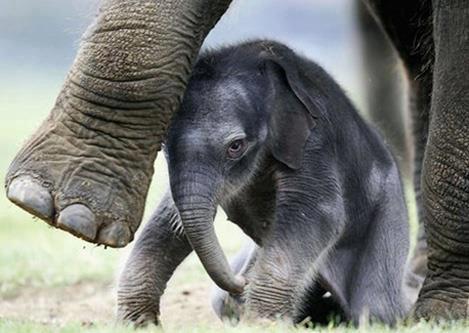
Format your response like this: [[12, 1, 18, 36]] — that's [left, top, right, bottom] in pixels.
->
[[117, 191, 192, 326], [5, 0, 232, 247], [414, 0, 469, 320]]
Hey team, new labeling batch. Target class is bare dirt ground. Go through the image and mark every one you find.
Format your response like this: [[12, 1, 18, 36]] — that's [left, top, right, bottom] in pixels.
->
[[0, 280, 220, 328]]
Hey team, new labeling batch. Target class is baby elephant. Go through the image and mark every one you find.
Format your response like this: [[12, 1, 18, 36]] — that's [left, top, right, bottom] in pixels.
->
[[117, 40, 410, 326]]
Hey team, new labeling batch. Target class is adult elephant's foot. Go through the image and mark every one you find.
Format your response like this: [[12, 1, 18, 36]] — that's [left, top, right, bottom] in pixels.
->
[[5, 86, 166, 247], [413, 274, 469, 321]]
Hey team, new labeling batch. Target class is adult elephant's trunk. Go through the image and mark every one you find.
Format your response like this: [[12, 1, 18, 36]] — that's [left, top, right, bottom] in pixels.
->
[[171, 171, 245, 294]]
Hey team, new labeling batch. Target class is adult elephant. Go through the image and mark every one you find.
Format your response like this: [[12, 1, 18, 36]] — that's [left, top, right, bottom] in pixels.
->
[[5, 0, 469, 321]]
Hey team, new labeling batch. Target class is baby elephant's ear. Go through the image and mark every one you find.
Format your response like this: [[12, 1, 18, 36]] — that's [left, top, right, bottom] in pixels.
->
[[261, 48, 322, 170]]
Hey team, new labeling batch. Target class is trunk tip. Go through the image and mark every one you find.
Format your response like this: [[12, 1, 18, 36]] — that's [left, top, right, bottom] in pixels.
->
[[230, 275, 247, 295]]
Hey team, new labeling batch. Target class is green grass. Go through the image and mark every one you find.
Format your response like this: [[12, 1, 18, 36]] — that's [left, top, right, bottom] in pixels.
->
[[1, 319, 469, 333]]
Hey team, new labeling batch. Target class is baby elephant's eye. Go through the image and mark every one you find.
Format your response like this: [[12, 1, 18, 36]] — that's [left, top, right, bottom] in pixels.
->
[[227, 138, 248, 159]]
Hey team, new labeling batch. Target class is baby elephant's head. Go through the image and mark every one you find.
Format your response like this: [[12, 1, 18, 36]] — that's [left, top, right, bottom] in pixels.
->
[[164, 41, 322, 295]]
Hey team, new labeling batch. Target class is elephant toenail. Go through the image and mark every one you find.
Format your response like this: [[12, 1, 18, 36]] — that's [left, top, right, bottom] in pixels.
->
[[7, 176, 54, 222], [97, 223, 131, 248], [57, 204, 97, 241]]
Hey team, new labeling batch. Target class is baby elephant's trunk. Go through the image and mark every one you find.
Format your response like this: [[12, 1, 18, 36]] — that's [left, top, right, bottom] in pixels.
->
[[170, 173, 245, 294]]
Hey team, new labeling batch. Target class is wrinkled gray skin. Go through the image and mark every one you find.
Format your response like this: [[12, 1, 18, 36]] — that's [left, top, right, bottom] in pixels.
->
[[6, 0, 469, 322], [118, 40, 411, 325]]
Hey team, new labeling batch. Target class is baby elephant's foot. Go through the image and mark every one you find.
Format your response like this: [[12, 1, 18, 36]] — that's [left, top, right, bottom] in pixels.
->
[[212, 288, 245, 322], [6, 87, 165, 247], [117, 303, 159, 327], [117, 274, 161, 326]]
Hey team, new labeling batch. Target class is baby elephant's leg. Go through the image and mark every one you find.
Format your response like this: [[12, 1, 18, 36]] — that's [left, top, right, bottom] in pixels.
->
[[117, 191, 192, 326], [211, 240, 258, 322]]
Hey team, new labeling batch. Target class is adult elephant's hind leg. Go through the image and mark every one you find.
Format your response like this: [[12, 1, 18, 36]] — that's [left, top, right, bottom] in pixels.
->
[[117, 191, 192, 326], [414, 0, 469, 320]]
